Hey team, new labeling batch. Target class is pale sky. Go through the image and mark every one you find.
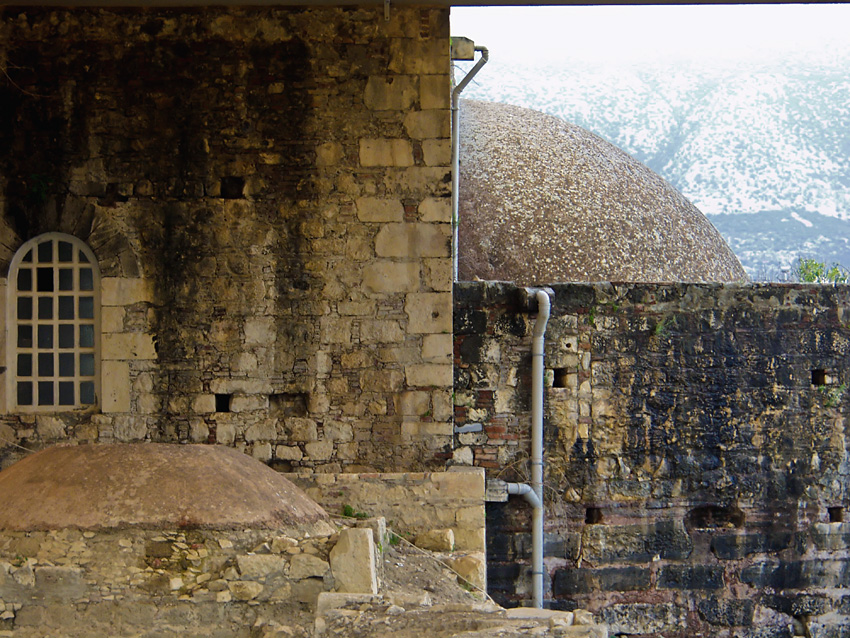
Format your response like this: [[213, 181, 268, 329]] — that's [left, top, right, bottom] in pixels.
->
[[451, 4, 850, 65]]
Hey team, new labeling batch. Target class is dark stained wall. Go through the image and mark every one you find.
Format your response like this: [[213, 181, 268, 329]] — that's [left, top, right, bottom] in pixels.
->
[[455, 281, 850, 637]]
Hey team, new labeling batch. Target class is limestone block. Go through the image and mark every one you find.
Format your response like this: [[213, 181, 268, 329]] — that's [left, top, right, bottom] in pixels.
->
[[189, 419, 209, 443], [405, 364, 452, 387], [414, 529, 454, 552], [289, 554, 330, 580], [232, 395, 270, 413], [34, 566, 85, 601], [359, 139, 414, 167], [444, 553, 486, 591], [329, 528, 378, 594], [244, 317, 276, 345], [101, 333, 157, 361], [237, 554, 287, 579], [305, 441, 334, 461], [228, 580, 264, 601], [362, 261, 420, 294], [287, 418, 319, 442], [35, 416, 66, 441], [359, 319, 405, 343], [102, 361, 131, 413], [101, 306, 124, 333], [405, 292, 452, 333], [389, 39, 448, 74], [101, 277, 154, 306], [320, 316, 352, 344], [420, 75, 450, 110], [421, 139, 451, 166], [245, 421, 276, 442], [356, 197, 405, 223], [216, 421, 236, 445], [276, 445, 303, 461], [360, 370, 405, 393], [422, 334, 451, 361], [432, 390, 453, 420], [113, 415, 147, 442], [452, 446, 473, 465], [191, 394, 215, 414], [397, 391, 430, 416], [375, 223, 449, 258], [424, 258, 452, 292], [453, 527, 486, 553], [419, 197, 450, 223], [364, 75, 417, 110], [404, 110, 450, 140], [324, 421, 353, 442]]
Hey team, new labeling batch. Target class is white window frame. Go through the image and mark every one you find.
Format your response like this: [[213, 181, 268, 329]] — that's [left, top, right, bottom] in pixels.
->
[[5, 233, 101, 413]]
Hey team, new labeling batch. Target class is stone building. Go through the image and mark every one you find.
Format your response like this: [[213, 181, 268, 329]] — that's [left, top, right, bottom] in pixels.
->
[[1, 3, 849, 637]]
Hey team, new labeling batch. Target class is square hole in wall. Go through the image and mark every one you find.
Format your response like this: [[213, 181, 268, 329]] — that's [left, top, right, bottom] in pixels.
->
[[269, 393, 308, 417], [829, 506, 844, 523], [552, 369, 569, 388], [215, 394, 232, 413], [585, 507, 603, 525], [812, 369, 827, 386]]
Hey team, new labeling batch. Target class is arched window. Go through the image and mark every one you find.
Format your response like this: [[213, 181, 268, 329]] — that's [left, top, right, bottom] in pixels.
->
[[6, 233, 100, 411]]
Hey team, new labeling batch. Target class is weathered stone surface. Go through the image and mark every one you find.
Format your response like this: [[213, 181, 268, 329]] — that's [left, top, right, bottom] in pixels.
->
[[329, 528, 378, 594], [289, 554, 330, 580], [414, 529, 454, 552]]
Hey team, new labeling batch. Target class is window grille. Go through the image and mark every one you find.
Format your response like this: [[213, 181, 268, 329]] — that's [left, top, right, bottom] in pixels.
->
[[6, 233, 100, 411]]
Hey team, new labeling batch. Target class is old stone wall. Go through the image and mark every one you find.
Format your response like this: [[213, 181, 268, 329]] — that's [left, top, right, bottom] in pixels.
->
[[454, 281, 850, 637], [0, 6, 453, 471]]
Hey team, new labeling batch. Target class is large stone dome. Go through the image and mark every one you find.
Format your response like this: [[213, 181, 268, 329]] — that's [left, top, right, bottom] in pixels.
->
[[458, 100, 747, 284], [0, 443, 333, 533]]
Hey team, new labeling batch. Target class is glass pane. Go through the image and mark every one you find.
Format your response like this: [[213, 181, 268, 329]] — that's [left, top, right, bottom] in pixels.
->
[[17, 354, 32, 377], [59, 353, 74, 377], [38, 297, 53, 320], [38, 381, 53, 406], [79, 325, 94, 348], [80, 268, 93, 291], [38, 325, 53, 349], [78, 251, 89, 263], [17, 382, 32, 406], [17, 297, 32, 321], [80, 381, 95, 405], [58, 268, 73, 291], [58, 296, 74, 320], [58, 382, 74, 405], [58, 241, 73, 262], [17, 268, 32, 291], [37, 267, 54, 292], [18, 325, 32, 348], [58, 325, 74, 349], [37, 241, 52, 263], [79, 297, 94, 320], [80, 353, 95, 377], [38, 352, 54, 376], [22, 249, 32, 263]]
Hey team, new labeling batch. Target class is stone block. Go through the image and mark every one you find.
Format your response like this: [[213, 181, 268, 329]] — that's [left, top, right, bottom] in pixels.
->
[[601, 603, 686, 636], [419, 197, 451, 223], [420, 75, 450, 110], [228, 580, 264, 601], [359, 139, 414, 167], [388, 39, 448, 74], [316, 592, 383, 616], [397, 391, 431, 416], [244, 317, 276, 345], [305, 441, 334, 460], [237, 554, 287, 579], [231, 395, 269, 412], [112, 415, 147, 442], [697, 597, 755, 626], [422, 334, 452, 361], [404, 110, 450, 139], [101, 277, 154, 306], [245, 421, 276, 442], [316, 142, 343, 166], [329, 528, 378, 594], [289, 554, 330, 580], [34, 566, 85, 601], [189, 419, 209, 443], [287, 418, 319, 442], [364, 75, 417, 111], [406, 364, 452, 387], [356, 197, 405, 223], [444, 552, 486, 591], [102, 360, 131, 413], [101, 306, 124, 333], [360, 370, 405, 393], [192, 394, 217, 414], [359, 319, 405, 343], [658, 564, 724, 590], [362, 261, 420, 294], [101, 333, 157, 361], [376, 224, 449, 258], [712, 531, 793, 559], [252, 442, 272, 462], [324, 421, 353, 442], [35, 415, 66, 441], [275, 445, 303, 461], [414, 529, 454, 552], [406, 292, 452, 333]]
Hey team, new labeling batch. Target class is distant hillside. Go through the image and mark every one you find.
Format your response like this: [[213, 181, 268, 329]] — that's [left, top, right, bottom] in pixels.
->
[[458, 56, 850, 277]]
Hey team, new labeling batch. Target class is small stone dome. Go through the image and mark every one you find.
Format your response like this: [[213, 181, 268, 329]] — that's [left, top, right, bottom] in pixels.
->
[[458, 100, 747, 284], [0, 443, 333, 533]]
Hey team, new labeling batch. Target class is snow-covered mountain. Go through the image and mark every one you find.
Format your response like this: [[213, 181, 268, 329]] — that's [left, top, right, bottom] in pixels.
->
[[457, 55, 850, 278]]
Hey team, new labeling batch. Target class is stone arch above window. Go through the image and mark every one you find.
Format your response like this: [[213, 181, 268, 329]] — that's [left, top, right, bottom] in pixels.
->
[[6, 233, 100, 412]]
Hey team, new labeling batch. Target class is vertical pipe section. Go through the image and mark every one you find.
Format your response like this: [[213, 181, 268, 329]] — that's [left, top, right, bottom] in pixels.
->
[[451, 46, 488, 281], [530, 289, 551, 609]]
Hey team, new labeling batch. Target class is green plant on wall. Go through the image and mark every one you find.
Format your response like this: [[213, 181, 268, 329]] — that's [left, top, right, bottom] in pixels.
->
[[795, 258, 849, 284], [820, 383, 847, 408]]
